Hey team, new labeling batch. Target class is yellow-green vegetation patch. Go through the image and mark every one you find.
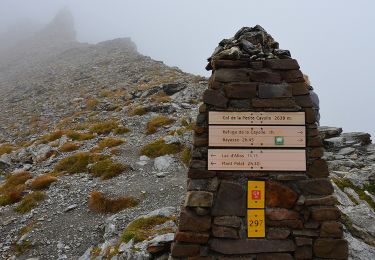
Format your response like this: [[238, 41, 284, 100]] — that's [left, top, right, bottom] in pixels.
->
[[0, 171, 32, 206], [146, 116, 175, 135], [120, 216, 174, 243], [97, 137, 125, 150], [128, 106, 147, 116], [15, 191, 45, 214], [140, 140, 182, 158], [333, 178, 375, 210], [0, 143, 16, 156], [40, 130, 95, 144], [54, 152, 108, 174], [30, 174, 58, 190], [86, 98, 99, 110], [150, 92, 171, 104], [89, 159, 128, 180], [180, 146, 192, 166], [88, 191, 139, 213], [65, 130, 95, 141], [90, 121, 118, 135], [59, 142, 80, 152], [113, 126, 131, 135]]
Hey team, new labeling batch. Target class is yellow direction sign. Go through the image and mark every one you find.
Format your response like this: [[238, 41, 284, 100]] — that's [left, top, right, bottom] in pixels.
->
[[248, 181, 265, 208], [247, 209, 265, 238], [209, 125, 306, 147], [208, 149, 306, 171], [209, 111, 305, 125]]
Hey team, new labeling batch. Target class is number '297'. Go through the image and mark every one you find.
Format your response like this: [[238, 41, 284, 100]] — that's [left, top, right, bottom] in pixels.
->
[[249, 219, 263, 226]]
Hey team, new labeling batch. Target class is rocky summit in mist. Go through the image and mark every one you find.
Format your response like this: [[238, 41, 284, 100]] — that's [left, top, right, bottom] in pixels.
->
[[0, 9, 374, 260]]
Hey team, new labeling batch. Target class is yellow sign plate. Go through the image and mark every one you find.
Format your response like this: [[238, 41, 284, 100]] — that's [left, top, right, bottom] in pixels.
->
[[209, 111, 305, 125], [209, 125, 306, 147], [247, 209, 265, 238], [248, 181, 265, 208]]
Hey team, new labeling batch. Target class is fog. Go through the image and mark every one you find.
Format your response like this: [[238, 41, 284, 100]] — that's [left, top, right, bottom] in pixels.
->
[[0, 0, 374, 136]]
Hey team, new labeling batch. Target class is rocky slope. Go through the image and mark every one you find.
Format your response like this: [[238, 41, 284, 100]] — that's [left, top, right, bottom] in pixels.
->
[[0, 10, 374, 260]]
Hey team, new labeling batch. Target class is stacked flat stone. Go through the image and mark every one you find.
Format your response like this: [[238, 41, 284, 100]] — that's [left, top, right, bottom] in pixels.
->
[[171, 26, 348, 260]]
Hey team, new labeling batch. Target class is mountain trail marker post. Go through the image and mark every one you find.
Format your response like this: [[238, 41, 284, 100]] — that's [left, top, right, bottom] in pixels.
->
[[171, 26, 348, 260]]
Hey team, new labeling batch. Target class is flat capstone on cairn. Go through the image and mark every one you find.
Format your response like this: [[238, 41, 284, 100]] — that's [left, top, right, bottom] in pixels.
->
[[170, 25, 349, 260]]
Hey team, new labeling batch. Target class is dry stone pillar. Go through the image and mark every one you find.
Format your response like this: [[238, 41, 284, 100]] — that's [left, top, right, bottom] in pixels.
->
[[171, 25, 348, 260]]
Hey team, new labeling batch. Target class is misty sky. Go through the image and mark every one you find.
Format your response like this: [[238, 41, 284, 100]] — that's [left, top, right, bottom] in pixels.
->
[[0, 0, 374, 136]]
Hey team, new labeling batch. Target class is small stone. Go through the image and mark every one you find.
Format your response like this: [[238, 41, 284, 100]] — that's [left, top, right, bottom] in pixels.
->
[[203, 89, 228, 108], [224, 83, 257, 99], [298, 179, 334, 195], [212, 68, 250, 82], [308, 159, 329, 178], [304, 195, 336, 206], [212, 181, 246, 216], [320, 221, 343, 238], [265, 59, 300, 70], [175, 231, 209, 244], [266, 209, 299, 221], [195, 207, 211, 216], [171, 242, 200, 257], [290, 82, 309, 96], [209, 239, 295, 254], [295, 246, 312, 259], [266, 181, 298, 209], [212, 225, 239, 239], [279, 70, 304, 82], [156, 172, 166, 178], [267, 228, 290, 239], [258, 83, 292, 98], [311, 207, 341, 221], [63, 204, 78, 212], [295, 237, 312, 246], [338, 147, 355, 156], [178, 209, 211, 232], [154, 155, 173, 171], [252, 98, 299, 108], [257, 253, 293, 260], [213, 216, 241, 228], [313, 239, 348, 259], [248, 70, 282, 83], [292, 229, 319, 237], [184, 191, 213, 207]]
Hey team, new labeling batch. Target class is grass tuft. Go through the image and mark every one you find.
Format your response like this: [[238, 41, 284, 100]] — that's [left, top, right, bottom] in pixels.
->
[[15, 191, 45, 213], [128, 106, 147, 116], [54, 152, 108, 174], [0, 143, 15, 156], [89, 159, 128, 180], [59, 142, 80, 152], [146, 116, 174, 135], [140, 140, 182, 158], [88, 191, 139, 213], [90, 121, 118, 135], [113, 126, 131, 135], [97, 137, 125, 150], [120, 216, 173, 243], [0, 171, 32, 206], [31, 174, 58, 190], [86, 98, 99, 110], [180, 147, 192, 166], [150, 92, 171, 103]]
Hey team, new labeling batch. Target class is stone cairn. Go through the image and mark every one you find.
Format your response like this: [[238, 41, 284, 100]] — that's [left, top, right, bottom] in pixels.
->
[[171, 25, 348, 259]]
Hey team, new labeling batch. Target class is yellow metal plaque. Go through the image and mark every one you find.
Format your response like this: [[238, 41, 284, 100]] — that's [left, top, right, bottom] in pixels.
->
[[209, 125, 306, 147], [209, 111, 305, 125], [247, 209, 265, 238], [248, 181, 265, 208], [208, 149, 306, 171]]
